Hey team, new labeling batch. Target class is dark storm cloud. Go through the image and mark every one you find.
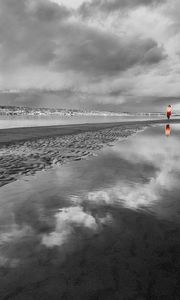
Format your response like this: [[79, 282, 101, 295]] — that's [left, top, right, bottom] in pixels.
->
[[0, 0, 166, 78], [141, 46, 166, 64], [0, 0, 71, 69], [79, 0, 166, 17], [34, 1, 70, 22], [57, 33, 166, 76]]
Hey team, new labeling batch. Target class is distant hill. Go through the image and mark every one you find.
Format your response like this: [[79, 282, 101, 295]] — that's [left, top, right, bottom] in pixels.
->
[[0, 105, 130, 117]]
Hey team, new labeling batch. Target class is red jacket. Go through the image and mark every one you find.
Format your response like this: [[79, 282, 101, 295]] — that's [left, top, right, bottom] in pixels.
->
[[166, 106, 172, 115]]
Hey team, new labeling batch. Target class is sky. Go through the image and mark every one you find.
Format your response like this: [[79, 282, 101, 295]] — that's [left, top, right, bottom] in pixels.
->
[[0, 0, 180, 112]]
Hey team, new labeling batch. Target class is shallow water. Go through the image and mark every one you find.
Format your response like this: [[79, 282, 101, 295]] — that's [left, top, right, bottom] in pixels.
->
[[0, 125, 180, 299]]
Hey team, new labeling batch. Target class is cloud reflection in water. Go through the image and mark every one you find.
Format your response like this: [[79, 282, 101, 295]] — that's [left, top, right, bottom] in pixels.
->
[[0, 125, 180, 299], [42, 206, 98, 248]]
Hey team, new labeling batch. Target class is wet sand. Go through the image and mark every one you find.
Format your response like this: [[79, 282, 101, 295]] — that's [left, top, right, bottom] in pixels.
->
[[0, 119, 180, 188], [0, 124, 144, 187], [0, 118, 179, 145]]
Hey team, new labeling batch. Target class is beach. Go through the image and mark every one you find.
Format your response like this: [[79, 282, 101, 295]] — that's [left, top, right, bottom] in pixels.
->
[[0, 123, 180, 299], [1, 0, 180, 297]]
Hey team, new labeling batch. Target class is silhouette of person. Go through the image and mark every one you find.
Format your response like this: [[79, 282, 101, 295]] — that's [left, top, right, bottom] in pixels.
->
[[165, 124, 171, 136], [166, 105, 172, 120]]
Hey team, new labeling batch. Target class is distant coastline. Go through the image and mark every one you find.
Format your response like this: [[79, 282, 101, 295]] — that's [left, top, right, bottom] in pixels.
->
[[0, 105, 129, 117], [0, 105, 178, 118]]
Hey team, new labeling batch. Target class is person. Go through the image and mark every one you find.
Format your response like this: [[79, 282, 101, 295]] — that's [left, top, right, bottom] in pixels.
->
[[166, 105, 172, 119]]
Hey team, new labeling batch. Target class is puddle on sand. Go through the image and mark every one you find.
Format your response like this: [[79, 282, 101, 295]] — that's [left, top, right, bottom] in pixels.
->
[[0, 125, 180, 299]]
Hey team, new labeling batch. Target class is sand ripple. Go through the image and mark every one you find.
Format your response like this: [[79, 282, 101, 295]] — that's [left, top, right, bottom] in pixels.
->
[[0, 125, 142, 187]]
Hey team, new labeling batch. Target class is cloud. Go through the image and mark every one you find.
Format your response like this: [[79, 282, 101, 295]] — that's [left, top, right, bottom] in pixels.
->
[[56, 34, 166, 76], [0, 0, 71, 70], [42, 206, 113, 248], [0, 256, 19, 268], [0, 0, 166, 79], [0, 226, 30, 247], [50, 0, 85, 9], [0, 224, 32, 268], [42, 206, 98, 247], [0, 0, 179, 110], [79, 0, 166, 18]]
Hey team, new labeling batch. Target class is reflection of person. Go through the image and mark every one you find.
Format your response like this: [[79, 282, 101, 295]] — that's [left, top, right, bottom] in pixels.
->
[[165, 124, 171, 136], [166, 105, 172, 119]]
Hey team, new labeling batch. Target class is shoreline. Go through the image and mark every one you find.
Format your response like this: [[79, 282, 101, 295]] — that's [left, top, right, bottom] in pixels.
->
[[0, 118, 179, 145]]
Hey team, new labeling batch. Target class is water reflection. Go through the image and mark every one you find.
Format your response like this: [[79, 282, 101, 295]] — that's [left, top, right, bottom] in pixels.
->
[[0, 125, 180, 299], [165, 124, 171, 136]]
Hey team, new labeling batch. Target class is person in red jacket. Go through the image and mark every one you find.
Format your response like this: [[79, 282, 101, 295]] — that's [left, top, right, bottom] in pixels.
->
[[166, 105, 172, 119]]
